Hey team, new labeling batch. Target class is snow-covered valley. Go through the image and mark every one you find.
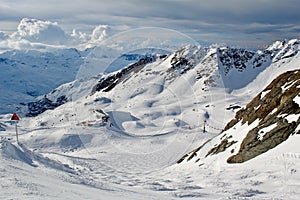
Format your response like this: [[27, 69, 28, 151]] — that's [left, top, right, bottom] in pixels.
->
[[1, 33, 300, 199]]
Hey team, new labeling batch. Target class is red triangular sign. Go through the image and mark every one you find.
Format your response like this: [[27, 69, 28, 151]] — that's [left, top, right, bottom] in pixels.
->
[[11, 113, 20, 121]]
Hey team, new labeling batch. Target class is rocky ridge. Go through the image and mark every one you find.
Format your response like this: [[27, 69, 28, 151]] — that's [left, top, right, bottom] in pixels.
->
[[226, 69, 300, 163], [25, 39, 299, 119], [179, 69, 300, 164]]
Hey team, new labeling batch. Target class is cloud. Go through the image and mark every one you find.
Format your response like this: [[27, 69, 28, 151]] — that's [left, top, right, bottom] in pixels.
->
[[70, 24, 111, 48], [11, 18, 68, 45], [90, 25, 110, 44], [0, 0, 300, 48], [0, 18, 111, 51]]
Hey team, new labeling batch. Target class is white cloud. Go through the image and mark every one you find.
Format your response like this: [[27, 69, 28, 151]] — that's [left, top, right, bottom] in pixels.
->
[[70, 25, 111, 49], [0, 18, 111, 51], [11, 18, 68, 45], [90, 25, 110, 42], [1, 0, 300, 49]]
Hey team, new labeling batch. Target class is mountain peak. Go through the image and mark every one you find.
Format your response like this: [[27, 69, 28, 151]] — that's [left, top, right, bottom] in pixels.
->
[[266, 38, 299, 62]]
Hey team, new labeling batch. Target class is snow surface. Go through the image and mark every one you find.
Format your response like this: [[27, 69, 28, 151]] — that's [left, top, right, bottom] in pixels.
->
[[285, 114, 300, 123], [0, 48, 89, 114], [232, 39, 300, 101], [294, 95, 300, 106], [0, 36, 300, 199], [2, 112, 289, 200], [260, 89, 271, 99]]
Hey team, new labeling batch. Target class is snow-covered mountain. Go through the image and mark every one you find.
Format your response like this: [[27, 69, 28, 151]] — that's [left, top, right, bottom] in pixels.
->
[[25, 40, 299, 129], [0, 48, 91, 114], [178, 69, 300, 164], [105, 48, 170, 73], [0, 38, 300, 199]]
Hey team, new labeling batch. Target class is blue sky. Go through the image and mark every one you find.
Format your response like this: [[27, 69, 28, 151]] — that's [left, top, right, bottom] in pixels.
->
[[1, 0, 300, 48]]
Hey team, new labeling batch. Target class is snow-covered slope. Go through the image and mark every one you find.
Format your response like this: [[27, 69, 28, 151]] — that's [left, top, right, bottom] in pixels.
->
[[175, 69, 300, 199], [0, 48, 90, 114], [178, 69, 300, 163], [28, 39, 300, 130], [1, 39, 300, 199], [30, 44, 233, 134]]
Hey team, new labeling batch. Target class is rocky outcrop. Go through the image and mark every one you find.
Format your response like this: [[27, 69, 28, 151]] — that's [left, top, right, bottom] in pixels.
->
[[178, 69, 300, 165], [227, 120, 297, 163], [26, 95, 67, 117], [267, 39, 299, 62], [206, 136, 237, 157], [91, 56, 158, 94], [218, 48, 256, 75], [166, 45, 210, 80], [226, 69, 300, 163]]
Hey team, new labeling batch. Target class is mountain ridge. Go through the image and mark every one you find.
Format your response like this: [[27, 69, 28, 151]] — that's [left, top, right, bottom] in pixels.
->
[[0, 38, 300, 199], [178, 69, 300, 166], [16, 39, 298, 148]]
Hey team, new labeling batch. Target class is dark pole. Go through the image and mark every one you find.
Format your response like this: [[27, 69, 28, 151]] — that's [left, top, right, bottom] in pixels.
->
[[15, 122, 19, 143]]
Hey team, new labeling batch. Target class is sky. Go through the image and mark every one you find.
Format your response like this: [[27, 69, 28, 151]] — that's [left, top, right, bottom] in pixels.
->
[[0, 0, 300, 49]]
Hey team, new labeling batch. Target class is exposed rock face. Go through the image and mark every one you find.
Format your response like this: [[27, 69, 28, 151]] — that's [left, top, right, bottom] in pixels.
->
[[267, 39, 299, 62], [226, 70, 300, 163], [25, 39, 299, 119], [218, 48, 255, 74], [26, 95, 67, 117], [167, 45, 208, 76], [218, 47, 271, 75], [206, 136, 237, 157], [91, 56, 158, 94], [178, 69, 300, 165]]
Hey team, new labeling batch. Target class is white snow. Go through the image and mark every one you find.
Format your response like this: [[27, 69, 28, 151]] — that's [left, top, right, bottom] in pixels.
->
[[294, 95, 300, 106], [270, 107, 278, 115], [0, 48, 89, 114], [260, 90, 271, 99], [281, 80, 297, 91], [0, 37, 300, 199], [285, 114, 300, 123], [257, 123, 277, 140]]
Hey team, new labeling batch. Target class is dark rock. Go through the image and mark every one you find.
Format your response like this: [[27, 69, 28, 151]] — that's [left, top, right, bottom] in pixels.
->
[[226, 105, 241, 110], [180, 69, 300, 165], [218, 48, 260, 75], [177, 154, 188, 164], [26, 95, 68, 117], [206, 138, 237, 157], [226, 69, 300, 163], [91, 56, 157, 94]]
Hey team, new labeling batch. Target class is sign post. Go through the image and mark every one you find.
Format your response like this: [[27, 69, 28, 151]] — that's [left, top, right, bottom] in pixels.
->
[[11, 113, 20, 143]]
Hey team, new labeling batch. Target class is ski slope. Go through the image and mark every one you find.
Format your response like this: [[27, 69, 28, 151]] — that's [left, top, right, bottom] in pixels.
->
[[1, 39, 300, 199]]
